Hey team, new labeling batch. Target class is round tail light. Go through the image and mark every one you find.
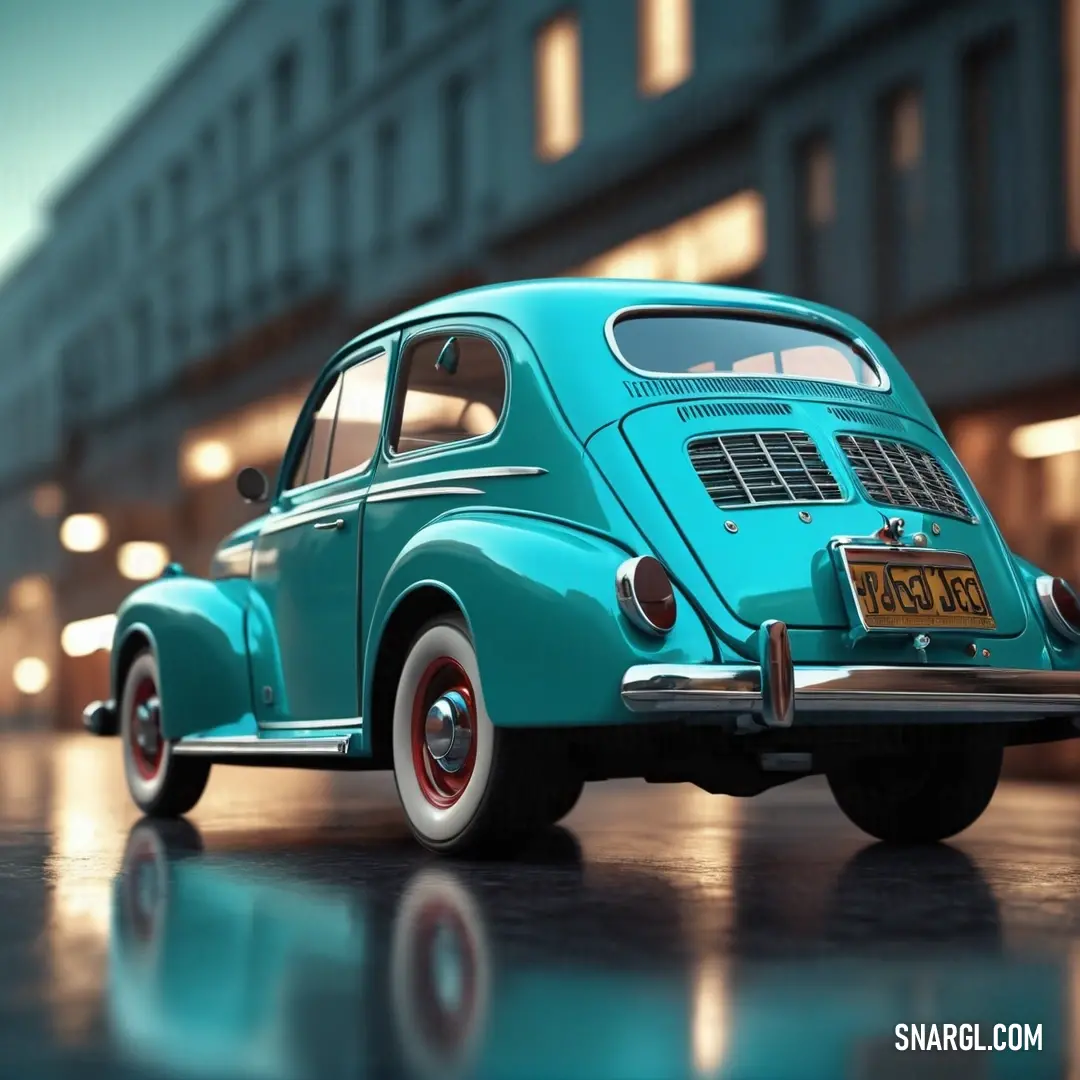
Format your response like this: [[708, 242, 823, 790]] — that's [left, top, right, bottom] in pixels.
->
[[1036, 575, 1080, 642], [616, 556, 676, 635]]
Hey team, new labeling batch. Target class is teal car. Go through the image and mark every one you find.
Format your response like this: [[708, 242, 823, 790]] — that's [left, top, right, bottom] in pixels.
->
[[84, 279, 1080, 853]]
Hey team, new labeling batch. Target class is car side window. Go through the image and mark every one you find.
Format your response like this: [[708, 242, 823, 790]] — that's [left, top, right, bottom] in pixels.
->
[[289, 374, 342, 489], [326, 351, 390, 479], [389, 332, 506, 456]]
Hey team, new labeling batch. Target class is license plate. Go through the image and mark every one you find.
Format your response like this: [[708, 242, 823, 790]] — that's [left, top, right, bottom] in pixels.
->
[[839, 546, 996, 631]]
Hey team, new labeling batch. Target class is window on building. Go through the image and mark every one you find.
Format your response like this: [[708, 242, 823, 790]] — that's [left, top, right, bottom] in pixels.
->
[[796, 134, 836, 299], [168, 162, 190, 234], [380, 0, 405, 52], [327, 5, 353, 96], [278, 185, 300, 290], [442, 74, 469, 218], [390, 334, 506, 456], [875, 85, 925, 316], [376, 121, 399, 247], [573, 189, 766, 283], [638, 0, 692, 97], [211, 236, 230, 321], [329, 152, 352, 263], [963, 32, 1020, 282], [234, 93, 253, 173], [245, 211, 263, 300], [168, 271, 189, 356], [327, 352, 391, 477], [199, 124, 221, 201], [535, 12, 582, 161], [134, 192, 154, 252], [778, 0, 823, 45], [131, 299, 155, 383], [272, 47, 300, 131], [1066, 0, 1080, 251]]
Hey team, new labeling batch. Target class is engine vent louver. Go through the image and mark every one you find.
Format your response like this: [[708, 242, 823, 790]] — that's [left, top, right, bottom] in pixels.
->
[[624, 377, 886, 406], [827, 406, 905, 433], [837, 435, 976, 522], [688, 431, 844, 508], [677, 401, 792, 422]]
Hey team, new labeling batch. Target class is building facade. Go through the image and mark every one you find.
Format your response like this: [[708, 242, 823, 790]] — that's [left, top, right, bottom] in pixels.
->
[[0, 0, 1079, 752]]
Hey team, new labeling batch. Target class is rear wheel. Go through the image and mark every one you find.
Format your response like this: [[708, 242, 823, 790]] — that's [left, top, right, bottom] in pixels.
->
[[392, 616, 551, 856], [827, 744, 1002, 844], [120, 650, 210, 818]]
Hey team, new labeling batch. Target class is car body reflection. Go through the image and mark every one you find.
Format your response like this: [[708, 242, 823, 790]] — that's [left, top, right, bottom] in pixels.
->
[[107, 821, 1065, 1080]]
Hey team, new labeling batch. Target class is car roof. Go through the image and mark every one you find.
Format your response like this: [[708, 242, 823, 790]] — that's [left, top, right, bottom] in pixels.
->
[[338, 278, 923, 439]]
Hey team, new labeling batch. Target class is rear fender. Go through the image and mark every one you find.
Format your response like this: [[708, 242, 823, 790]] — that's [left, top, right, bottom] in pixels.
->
[[112, 576, 255, 740], [365, 511, 717, 730]]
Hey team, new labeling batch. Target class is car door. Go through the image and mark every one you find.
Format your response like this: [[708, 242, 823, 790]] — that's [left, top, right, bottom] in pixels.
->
[[248, 338, 395, 728]]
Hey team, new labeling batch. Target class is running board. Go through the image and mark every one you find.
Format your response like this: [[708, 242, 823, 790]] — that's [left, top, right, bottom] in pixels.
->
[[173, 734, 352, 757]]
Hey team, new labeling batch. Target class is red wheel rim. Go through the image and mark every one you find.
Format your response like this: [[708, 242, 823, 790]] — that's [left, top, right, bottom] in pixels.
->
[[129, 675, 163, 780], [411, 658, 477, 809]]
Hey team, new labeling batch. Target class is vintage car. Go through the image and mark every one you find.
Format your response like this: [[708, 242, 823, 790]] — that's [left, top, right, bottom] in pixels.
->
[[84, 279, 1080, 854]]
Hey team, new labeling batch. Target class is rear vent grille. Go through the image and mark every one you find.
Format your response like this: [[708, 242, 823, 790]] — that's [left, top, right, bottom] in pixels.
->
[[625, 377, 886, 406], [837, 435, 976, 522], [677, 401, 792, 422], [828, 406, 905, 433], [688, 431, 844, 508]]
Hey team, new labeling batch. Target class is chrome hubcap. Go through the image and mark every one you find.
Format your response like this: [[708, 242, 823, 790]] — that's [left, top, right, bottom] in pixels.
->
[[424, 691, 472, 773], [135, 696, 161, 758]]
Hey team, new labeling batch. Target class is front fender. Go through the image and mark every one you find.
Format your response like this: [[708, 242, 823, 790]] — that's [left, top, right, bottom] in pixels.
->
[[113, 576, 254, 740], [365, 511, 718, 729]]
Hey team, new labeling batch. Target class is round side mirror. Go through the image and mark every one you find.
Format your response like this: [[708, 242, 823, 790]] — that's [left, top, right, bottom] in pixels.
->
[[236, 466, 269, 503], [435, 336, 460, 376]]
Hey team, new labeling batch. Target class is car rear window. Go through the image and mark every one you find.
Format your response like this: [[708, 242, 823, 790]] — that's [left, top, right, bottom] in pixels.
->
[[610, 313, 882, 387]]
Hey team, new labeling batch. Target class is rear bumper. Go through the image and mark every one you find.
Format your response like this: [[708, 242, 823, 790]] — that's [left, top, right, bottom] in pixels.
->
[[623, 619, 1080, 727], [621, 664, 1080, 718]]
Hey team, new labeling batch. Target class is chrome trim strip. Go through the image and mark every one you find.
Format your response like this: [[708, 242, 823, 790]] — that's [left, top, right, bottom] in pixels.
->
[[1036, 575, 1080, 642], [367, 465, 546, 496], [367, 485, 483, 503], [257, 717, 363, 730], [621, 664, 1080, 716], [604, 304, 892, 393], [261, 501, 362, 535], [286, 487, 372, 515], [173, 734, 352, 755]]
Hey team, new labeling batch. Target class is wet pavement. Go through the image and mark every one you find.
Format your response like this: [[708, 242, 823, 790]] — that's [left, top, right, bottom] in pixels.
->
[[1, 734, 1079, 1079]]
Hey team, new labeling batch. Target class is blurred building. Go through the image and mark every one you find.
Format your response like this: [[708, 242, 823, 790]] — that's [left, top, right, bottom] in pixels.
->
[[0, 0, 1079, 753]]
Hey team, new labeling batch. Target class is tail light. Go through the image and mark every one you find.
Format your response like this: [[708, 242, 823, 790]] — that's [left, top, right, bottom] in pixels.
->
[[1036, 576, 1080, 642], [616, 556, 676, 635]]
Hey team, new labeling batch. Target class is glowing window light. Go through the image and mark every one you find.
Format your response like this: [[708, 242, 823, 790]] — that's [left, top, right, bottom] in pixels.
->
[[535, 13, 582, 161], [61, 614, 117, 658], [183, 439, 235, 483], [117, 542, 170, 582], [574, 190, 766, 283], [639, 0, 693, 98], [9, 575, 51, 613], [1010, 414, 1080, 459], [13, 657, 50, 695], [59, 513, 109, 554]]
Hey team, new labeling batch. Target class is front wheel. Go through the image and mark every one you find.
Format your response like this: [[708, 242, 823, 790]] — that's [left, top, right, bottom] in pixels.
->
[[392, 616, 551, 856], [120, 650, 211, 818], [827, 743, 1003, 844]]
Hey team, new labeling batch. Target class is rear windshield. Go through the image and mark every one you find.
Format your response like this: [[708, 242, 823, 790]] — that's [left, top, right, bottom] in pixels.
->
[[610, 313, 882, 387]]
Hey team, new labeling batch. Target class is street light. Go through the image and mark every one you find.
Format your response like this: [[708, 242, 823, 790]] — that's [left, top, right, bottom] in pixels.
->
[[13, 657, 50, 695], [59, 513, 109, 553], [117, 541, 170, 581]]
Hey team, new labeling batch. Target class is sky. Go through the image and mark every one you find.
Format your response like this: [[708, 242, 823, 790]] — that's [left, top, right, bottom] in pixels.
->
[[0, 0, 233, 280]]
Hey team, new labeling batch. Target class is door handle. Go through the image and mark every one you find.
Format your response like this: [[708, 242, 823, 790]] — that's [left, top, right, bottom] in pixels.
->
[[313, 518, 345, 531]]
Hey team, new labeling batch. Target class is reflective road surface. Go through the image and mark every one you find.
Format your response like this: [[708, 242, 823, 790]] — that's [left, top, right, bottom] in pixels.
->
[[3, 734, 1080, 1079]]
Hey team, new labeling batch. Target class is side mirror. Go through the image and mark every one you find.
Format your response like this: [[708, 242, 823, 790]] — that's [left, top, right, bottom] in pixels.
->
[[236, 466, 269, 503], [435, 336, 460, 376]]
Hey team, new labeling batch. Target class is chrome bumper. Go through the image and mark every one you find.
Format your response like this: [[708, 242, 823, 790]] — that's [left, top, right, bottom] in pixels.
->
[[622, 620, 1080, 726]]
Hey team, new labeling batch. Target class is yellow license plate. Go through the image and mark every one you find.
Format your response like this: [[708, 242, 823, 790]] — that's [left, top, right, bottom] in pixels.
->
[[840, 546, 997, 631]]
